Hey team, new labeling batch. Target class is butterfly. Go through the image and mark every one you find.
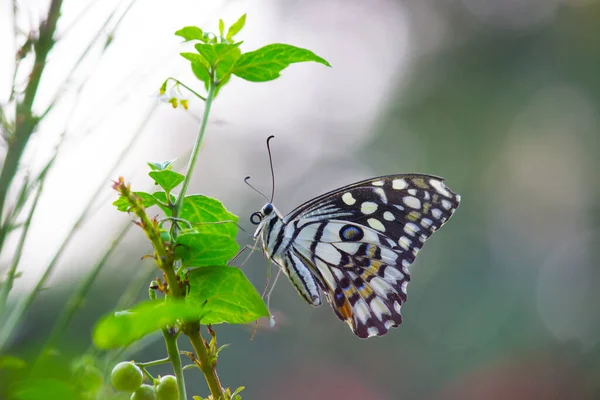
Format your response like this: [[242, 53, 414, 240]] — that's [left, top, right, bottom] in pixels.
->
[[250, 172, 461, 338]]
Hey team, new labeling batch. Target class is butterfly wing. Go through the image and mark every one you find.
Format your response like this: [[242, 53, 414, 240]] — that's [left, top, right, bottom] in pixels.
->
[[286, 174, 460, 338]]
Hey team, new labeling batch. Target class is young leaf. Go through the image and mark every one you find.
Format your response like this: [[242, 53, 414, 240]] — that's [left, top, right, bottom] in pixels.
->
[[187, 266, 269, 325], [181, 52, 210, 88], [175, 230, 239, 267], [113, 191, 174, 215], [149, 170, 185, 192], [147, 160, 174, 171], [232, 44, 331, 82], [175, 26, 206, 42], [93, 300, 203, 349], [226, 14, 246, 40], [194, 43, 242, 67], [219, 19, 225, 37], [179, 195, 238, 237]]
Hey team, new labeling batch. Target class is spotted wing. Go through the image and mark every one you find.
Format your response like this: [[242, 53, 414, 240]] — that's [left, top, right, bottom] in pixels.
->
[[286, 174, 460, 338]]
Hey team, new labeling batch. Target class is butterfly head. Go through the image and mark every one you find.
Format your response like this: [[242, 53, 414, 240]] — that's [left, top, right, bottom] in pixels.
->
[[250, 203, 283, 236]]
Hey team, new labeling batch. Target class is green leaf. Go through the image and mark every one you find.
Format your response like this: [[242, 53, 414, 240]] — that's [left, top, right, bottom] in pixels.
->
[[219, 19, 225, 37], [10, 379, 78, 400], [194, 42, 242, 67], [175, 230, 239, 267], [175, 26, 206, 42], [93, 300, 203, 349], [148, 170, 185, 192], [147, 160, 174, 171], [175, 195, 239, 266], [181, 52, 210, 88], [187, 266, 269, 325], [113, 191, 174, 215], [226, 14, 246, 40], [0, 355, 27, 370], [232, 44, 331, 82], [180, 195, 238, 236]]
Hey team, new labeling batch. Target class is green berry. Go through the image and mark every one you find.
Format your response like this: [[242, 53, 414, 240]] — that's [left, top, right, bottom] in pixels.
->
[[111, 361, 143, 392], [131, 384, 157, 400], [156, 375, 178, 400]]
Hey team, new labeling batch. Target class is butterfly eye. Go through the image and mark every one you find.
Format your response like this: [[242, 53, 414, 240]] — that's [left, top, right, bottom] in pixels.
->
[[263, 203, 274, 215], [250, 212, 263, 225]]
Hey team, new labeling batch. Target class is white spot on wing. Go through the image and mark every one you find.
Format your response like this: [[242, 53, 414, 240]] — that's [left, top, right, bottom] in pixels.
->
[[354, 299, 370, 323], [403, 196, 421, 209], [429, 179, 451, 197], [383, 266, 403, 282], [370, 277, 392, 297], [385, 320, 395, 329], [404, 222, 420, 236], [393, 301, 402, 314], [372, 180, 384, 187], [383, 211, 395, 221], [367, 327, 379, 337], [367, 218, 385, 232], [408, 189, 417, 196], [421, 218, 433, 228], [441, 199, 452, 210], [315, 259, 337, 291], [398, 236, 412, 250], [456, 194, 461, 202], [431, 208, 443, 220], [361, 201, 378, 215], [373, 188, 387, 204], [370, 297, 389, 320], [342, 192, 356, 205], [314, 243, 341, 265], [392, 179, 408, 190]]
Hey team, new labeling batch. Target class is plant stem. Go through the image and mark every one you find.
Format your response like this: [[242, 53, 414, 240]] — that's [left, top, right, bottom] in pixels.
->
[[162, 328, 187, 400], [0, 0, 63, 221], [166, 77, 207, 101], [38, 223, 131, 358], [172, 80, 216, 221], [183, 322, 224, 399], [136, 357, 171, 368]]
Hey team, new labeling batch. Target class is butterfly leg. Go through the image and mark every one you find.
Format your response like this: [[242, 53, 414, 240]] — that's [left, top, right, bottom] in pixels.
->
[[227, 237, 261, 267]]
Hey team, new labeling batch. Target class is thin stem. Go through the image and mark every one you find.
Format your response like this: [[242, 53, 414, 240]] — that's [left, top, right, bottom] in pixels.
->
[[172, 80, 216, 221], [136, 357, 170, 368], [166, 77, 207, 101], [0, 0, 63, 220], [183, 322, 224, 399], [139, 366, 155, 383], [38, 223, 131, 357], [0, 179, 43, 317], [0, 104, 157, 352], [162, 328, 187, 400]]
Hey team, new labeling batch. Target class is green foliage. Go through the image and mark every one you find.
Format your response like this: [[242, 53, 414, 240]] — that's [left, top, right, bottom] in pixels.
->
[[9, 379, 79, 400], [187, 266, 269, 325], [148, 170, 184, 193], [93, 300, 204, 349], [113, 191, 174, 214], [232, 44, 331, 82], [226, 14, 246, 40], [147, 160, 174, 171], [175, 231, 238, 267]]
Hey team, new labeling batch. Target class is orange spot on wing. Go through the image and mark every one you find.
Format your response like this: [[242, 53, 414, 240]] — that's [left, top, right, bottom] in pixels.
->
[[338, 298, 353, 320]]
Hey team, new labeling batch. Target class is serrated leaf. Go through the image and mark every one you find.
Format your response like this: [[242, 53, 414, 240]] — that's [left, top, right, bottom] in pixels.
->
[[219, 19, 225, 37], [149, 170, 185, 192], [175, 230, 239, 267], [187, 266, 269, 325], [113, 191, 174, 215], [232, 44, 331, 82], [147, 160, 174, 171], [93, 300, 203, 349], [175, 26, 206, 42], [226, 14, 246, 40]]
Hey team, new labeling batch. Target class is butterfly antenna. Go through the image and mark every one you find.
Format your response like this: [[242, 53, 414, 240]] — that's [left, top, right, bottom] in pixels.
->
[[244, 176, 269, 202], [266, 135, 276, 203]]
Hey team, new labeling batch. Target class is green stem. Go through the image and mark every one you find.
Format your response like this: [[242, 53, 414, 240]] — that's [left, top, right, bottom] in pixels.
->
[[162, 328, 187, 400], [166, 77, 207, 101], [136, 357, 171, 368], [0, 0, 63, 222], [38, 224, 131, 358], [0, 180, 43, 318], [172, 80, 216, 221], [183, 322, 224, 399]]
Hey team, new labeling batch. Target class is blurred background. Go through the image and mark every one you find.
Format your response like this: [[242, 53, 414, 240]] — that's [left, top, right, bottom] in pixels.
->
[[1, 0, 600, 398]]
